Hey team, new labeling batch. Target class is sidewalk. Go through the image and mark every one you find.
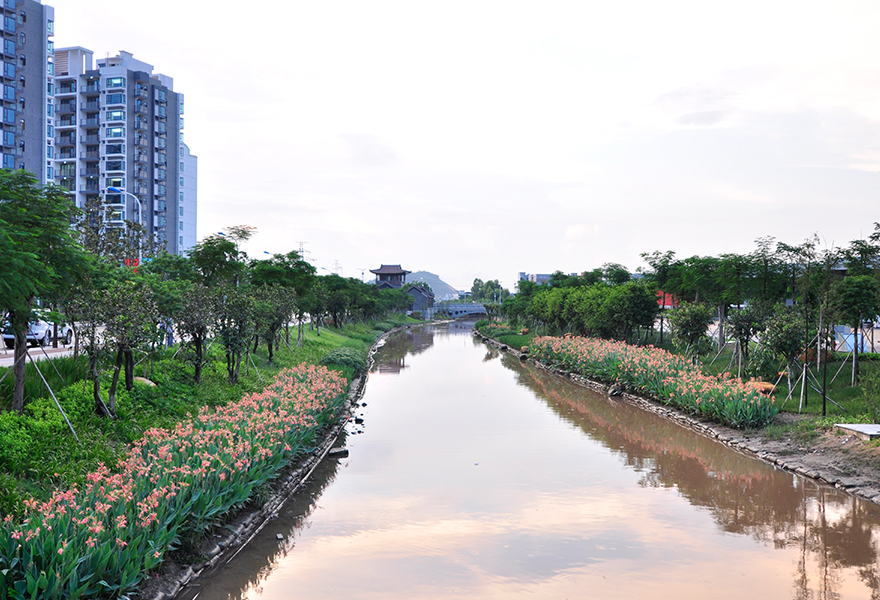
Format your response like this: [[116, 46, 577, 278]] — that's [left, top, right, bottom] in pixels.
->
[[0, 344, 74, 369]]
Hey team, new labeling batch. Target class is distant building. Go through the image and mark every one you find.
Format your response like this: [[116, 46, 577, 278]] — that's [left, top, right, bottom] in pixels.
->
[[406, 284, 434, 315], [1, 0, 55, 182], [518, 272, 576, 285], [52, 48, 194, 255], [370, 264, 411, 289]]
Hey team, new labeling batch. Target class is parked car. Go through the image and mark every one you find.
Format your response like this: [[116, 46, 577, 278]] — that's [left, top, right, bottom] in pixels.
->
[[2, 319, 74, 348]]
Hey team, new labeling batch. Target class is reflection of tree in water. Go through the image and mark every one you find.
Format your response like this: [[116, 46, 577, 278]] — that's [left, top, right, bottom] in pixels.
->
[[502, 354, 880, 598], [371, 328, 436, 374], [182, 440, 346, 600]]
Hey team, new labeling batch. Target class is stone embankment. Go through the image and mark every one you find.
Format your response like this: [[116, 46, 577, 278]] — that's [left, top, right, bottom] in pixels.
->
[[476, 332, 880, 507]]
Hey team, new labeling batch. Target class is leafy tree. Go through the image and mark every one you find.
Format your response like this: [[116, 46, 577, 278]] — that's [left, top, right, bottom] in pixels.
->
[[74, 195, 163, 264], [601, 263, 631, 285], [833, 275, 880, 386], [726, 302, 771, 374], [175, 282, 216, 383], [0, 171, 87, 413], [251, 251, 316, 344], [102, 281, 159, 413], [667, 302, 714, 363], [214, 285, 254, 384], [251, 285, 295, 363], [190, 234, 245, 286], [761, 304, 809, 394]]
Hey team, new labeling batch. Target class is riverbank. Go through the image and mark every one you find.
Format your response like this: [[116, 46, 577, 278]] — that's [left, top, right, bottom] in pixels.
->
[[134, 326, 399, 600], [477, 332, 880, 506]]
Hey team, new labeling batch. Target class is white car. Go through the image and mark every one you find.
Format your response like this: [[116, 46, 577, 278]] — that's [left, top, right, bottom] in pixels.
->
[[2, 319, 74, 348]]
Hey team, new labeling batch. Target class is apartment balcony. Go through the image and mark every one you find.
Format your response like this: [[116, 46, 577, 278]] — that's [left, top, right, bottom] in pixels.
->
[[80, 150, 99, 160], [55, 136, 75, 147], [57, 150, 76, 159], [80, 134, 99, 143], [79, 182, 100, 193], [135, 87, 148, 99], [56, 103, 75, 114], [82, 118, 99, 127], [83, 84, 99, 94], [79, 167, 99, 176], [81, 101, 99, 110], [56, 118, 76, 128], [57, 178, 76, 192]]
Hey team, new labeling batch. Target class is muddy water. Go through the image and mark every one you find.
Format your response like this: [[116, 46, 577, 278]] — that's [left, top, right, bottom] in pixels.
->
[[184, 323, 880, 599]]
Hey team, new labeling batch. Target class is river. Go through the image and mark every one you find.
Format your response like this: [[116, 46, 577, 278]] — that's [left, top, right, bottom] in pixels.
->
[[183, 322, 880, 599]]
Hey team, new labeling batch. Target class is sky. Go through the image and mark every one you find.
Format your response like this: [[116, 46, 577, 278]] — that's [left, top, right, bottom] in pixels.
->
[[50, 0, 880, 291]]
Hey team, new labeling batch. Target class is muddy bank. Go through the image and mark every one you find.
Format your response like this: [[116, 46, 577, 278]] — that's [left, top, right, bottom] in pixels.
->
[[477, 332, 880, 506]]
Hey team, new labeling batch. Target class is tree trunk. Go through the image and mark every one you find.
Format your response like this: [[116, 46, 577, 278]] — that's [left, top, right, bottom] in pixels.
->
[[107, 348, 124, 416], [717, 303, 726, 352], [11, 326, 27, 414], [193, 337, 203, 384], [124, 349, 134, 391]]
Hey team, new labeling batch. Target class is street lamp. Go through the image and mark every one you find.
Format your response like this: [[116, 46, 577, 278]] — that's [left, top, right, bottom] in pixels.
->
[[107, 186, 142, 266], [107, 186, 142, 227]]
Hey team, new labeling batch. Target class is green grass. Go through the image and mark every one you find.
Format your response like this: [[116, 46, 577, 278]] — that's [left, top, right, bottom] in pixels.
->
[[0, 313, 421, 517]]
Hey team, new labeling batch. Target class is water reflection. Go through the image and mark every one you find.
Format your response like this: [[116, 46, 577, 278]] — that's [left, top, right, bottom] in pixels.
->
[[503, 353, 880, 598], [186, 324, 880, 600]]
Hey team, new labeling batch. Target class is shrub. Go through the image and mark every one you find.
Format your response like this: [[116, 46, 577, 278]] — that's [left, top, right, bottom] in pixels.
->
[[321, 347, 368, 373]]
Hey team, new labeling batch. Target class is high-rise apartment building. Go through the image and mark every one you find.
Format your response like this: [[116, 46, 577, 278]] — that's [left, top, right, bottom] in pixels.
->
[[52, 48, 196, 255], [1, 0, 54, 181]]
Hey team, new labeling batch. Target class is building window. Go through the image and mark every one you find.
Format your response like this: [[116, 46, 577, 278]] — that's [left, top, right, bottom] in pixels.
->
[[18, 32, 24, 46], [46, 146, 53, 158], [179, 222, 183, 231], [3, 61, 14, 78], [4, 40, 16, 56], [4, 17, 15, 34], [105, 77, 125, 88], [106, 93, 125, 105], [179, 236, 183, 245], [47, 166, 53, 179], [47, 61, 54, 76], [47, 81, 53, 95], [106, 177, 123, 188], [46, 20, 53, 35], [3, 84, 14, 100], [179, 177, 184, 186], [179, 206, 183, 216], [106, 160, 124, 171], [106, 143, 124, 155], [106, 109, 124, 122], [46, 124, 52, 137], [46, 103, 54, 116], [107, 126, 124, 138]]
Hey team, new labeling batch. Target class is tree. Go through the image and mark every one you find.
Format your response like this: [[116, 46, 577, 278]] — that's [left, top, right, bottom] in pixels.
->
[[102, 281, 159, 413], [833, 275, 880, 386], [762, 304, 809, 394], [175, 282, 216, 383], [0, 171, 87, 413], [74, 195, 163, 264], [214, 285, 254, 384], [190, 234, 245, 286], [667, 302, 714, 363]]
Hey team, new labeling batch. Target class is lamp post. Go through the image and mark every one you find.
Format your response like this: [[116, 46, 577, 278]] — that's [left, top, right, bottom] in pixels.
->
[[107, 186, 142, 266]]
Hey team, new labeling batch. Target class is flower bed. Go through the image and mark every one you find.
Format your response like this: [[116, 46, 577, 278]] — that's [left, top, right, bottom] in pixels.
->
[[0, 364, 347, 599], [529, 336, 778, 429]]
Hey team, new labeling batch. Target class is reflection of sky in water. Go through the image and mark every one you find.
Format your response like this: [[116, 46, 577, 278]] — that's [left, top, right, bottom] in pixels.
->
[[190, 324, 880, 600]]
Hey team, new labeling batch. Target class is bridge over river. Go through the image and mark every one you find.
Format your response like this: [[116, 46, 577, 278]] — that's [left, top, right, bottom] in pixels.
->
[[434, 302, 487, 318]]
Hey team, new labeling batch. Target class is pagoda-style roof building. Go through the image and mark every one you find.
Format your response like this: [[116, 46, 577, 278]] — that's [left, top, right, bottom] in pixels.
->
[[370, 264, 411, 289]]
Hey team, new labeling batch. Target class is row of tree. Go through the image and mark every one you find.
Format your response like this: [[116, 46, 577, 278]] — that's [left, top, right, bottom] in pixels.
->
[[495, 229, 880, 386], [0, 171, 413, 415]]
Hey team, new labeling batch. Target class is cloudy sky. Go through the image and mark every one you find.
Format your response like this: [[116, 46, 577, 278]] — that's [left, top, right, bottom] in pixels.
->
[[51, 0, 880, 291]]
